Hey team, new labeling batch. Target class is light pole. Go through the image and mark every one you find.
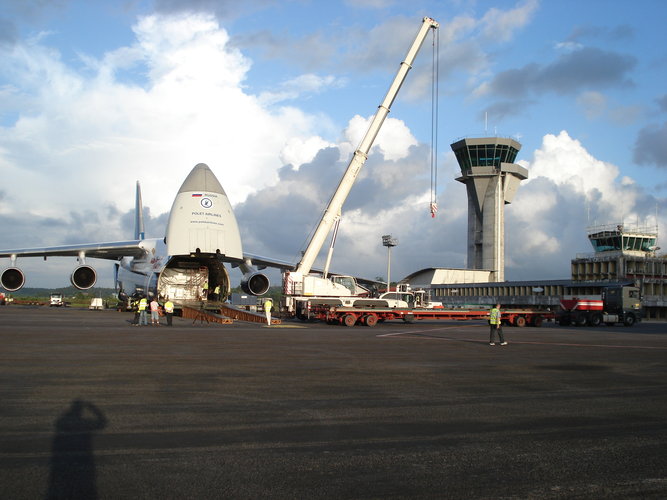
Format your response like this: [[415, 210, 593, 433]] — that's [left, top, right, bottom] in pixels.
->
[[382, 234, 398, 293]]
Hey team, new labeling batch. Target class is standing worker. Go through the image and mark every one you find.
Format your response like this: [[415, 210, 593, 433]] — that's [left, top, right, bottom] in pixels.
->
[[149, 297, 160, 326], [131, 299, 140, 326], [138, 296, 148, 326], [164, 298, 174, 326], [264, 298, 273, 326], [489, 303, 507, 346]]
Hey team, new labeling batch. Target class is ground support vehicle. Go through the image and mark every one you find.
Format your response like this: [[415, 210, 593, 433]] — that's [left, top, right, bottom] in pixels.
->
[[309, 303, 554, 327], [556, 285, 642, 327], [49, 293, 64, 307]]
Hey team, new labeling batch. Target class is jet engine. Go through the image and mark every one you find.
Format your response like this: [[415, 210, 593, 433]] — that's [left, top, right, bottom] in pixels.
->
[[70, 265, 97, 290], [1, 267, 25, 292], [240, 271, 270, 296]]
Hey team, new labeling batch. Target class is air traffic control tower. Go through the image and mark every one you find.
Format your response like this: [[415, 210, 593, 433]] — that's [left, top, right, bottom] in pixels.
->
[[452, 137, 528, 282]]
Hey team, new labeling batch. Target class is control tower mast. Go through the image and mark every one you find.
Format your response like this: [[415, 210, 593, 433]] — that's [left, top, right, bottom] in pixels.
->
[[452, 137, 528, 282]]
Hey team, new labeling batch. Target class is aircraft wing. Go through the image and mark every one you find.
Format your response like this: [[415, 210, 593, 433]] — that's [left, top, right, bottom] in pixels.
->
[[0, 240, 147, 261], [241, 252, 383, 289], [240, 252, 296, 271]]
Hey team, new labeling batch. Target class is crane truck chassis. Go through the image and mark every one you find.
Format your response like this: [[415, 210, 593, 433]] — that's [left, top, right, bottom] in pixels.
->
[[300, 284, 642, 328], [307, 302, 553, 328]]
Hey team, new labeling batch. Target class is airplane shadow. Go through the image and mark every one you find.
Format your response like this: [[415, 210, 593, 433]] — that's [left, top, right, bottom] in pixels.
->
[[46, 399, 107, 500]]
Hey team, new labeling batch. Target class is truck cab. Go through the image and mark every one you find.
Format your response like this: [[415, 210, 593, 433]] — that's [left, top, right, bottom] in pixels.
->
[[50, 293, 64, 307], [602, 285, 642, 325]]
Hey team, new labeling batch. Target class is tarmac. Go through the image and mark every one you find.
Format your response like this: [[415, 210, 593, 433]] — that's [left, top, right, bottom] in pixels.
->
[[1, 306, 666, 499]]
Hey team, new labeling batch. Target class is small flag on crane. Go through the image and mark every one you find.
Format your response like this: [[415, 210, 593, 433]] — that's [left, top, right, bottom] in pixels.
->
[[430, 201, 438, 218]]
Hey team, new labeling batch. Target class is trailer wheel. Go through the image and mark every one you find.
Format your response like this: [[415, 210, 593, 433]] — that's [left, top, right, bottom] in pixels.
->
[[589, 313, 603, 327], [364, 314, 378, 327], [342, 314, 357, 327], [532, 316, 543, 328], [623, 313, 636, 327], [575, 314, 588, 327], [403, 313, 415, 324], [515, 316, 527, 328]]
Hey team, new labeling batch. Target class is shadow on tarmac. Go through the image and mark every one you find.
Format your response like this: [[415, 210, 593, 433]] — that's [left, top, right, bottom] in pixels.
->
[[46, 399, 107, 500]]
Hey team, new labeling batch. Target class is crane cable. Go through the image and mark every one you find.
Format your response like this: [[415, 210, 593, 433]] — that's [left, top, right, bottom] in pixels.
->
[[429, 27, 440, 218]]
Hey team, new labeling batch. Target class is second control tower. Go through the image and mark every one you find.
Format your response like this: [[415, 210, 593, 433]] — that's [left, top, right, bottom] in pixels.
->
[[452, 137, 528, 282]]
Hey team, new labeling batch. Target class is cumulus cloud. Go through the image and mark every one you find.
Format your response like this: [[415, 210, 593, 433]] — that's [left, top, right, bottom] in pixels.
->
[[479, 0, 538, 43], [475, 47, 636, 99], [506, 131, 665, 279], [633, 122, 667, 169], [258, 74, 346, 105], [0, 12, 333, 218], [658, 94, 667, 113], [577, 91, 606, 119]]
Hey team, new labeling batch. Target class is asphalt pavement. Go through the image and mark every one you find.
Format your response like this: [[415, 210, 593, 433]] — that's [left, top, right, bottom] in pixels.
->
[[1, 306, 666, 499]]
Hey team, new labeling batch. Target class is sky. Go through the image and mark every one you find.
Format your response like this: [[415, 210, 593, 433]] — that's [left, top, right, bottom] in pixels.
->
[[1, 0, 666, 289]]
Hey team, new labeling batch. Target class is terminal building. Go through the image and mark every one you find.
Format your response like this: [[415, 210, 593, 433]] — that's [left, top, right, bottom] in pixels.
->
[[404, 222, 666, 320], [401, 137, 667, 320]]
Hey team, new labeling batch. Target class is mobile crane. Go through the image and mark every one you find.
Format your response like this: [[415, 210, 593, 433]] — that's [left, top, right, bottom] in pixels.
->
[[283, 17, 440, 316]]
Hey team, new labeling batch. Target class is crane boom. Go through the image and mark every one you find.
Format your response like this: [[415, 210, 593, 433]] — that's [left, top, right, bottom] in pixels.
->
[[295, 17, 439, 276]]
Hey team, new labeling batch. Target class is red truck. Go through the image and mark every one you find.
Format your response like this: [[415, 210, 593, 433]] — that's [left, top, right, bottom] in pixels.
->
[[556, 285, 642, 327]]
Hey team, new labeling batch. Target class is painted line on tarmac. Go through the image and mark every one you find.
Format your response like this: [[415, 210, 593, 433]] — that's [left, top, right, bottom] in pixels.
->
[[507, 340, 667, 350], [378, 329, 667, 350], [377, 325, 478, 338], [265, 324, 308, 328]]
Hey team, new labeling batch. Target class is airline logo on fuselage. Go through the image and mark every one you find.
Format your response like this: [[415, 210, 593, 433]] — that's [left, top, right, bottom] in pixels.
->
[[191, 193, 217, 209], [187, 192, 225, 224]]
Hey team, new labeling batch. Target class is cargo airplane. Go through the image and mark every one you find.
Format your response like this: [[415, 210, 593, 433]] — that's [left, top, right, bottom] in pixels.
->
[[0, 163, 292, 305]]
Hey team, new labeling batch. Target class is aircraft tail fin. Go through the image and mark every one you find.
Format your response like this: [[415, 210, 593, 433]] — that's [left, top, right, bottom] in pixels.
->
[[134, 181, 145, 240]]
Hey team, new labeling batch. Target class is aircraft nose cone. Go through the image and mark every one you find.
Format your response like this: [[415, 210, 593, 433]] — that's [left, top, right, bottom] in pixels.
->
[[165, 163, 243, 259], [178, 163, 227, 195]]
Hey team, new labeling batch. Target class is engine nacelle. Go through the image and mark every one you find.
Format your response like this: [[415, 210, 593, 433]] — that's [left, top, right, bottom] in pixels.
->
[[1, 267, 25, 292], [240, 272, 270, 296], [70, 265, 97, 290]]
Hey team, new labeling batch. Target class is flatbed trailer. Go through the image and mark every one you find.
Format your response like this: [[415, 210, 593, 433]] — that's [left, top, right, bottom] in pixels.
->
[[309, 304, 554, 327]]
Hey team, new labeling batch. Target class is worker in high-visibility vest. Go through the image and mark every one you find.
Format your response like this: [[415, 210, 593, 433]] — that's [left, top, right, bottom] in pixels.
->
[[164, 299, 174, 326], [138, 296, 148, 326], [264, 299, 273, 326], [489, 303, 507, 346]]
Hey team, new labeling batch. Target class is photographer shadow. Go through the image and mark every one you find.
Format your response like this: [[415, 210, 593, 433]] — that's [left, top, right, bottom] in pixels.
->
[[46, 399, 107, 500]]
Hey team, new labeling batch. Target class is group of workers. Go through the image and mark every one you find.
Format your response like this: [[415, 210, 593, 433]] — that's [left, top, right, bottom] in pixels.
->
[[129, 294, 275, 327], [202, 280, 221, 301], [131, 296, 174, 327]]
